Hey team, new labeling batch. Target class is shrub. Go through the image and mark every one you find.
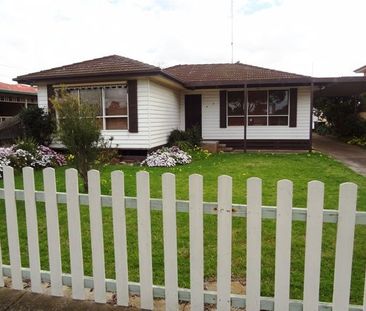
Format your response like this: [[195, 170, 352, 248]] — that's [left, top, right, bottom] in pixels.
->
[[141, 146, 192, 167], [314, 122, 332, 136], [314, 96, 366, 138], [19, 106, 56, 145], [347, 137, 366, 147], [0, 141, 66, 177], [51, 89, 115, 191], [174, 140, 193, 151], [168, 129, 188, 146], [168, 126, 202, 147]]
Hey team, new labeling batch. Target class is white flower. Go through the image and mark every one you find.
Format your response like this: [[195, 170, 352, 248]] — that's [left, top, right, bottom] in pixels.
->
[[141, 146, 192, 167]]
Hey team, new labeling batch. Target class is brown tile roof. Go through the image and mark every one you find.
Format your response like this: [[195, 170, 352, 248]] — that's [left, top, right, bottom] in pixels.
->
[[15, 55, 161, 83], [163, 63, 311, 87], [0, 82, 37, 95], [14, 54, 311, 87]]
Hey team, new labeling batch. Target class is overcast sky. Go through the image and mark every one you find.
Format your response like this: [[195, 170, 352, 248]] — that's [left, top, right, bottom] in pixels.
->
[[0, 0, 365, 84]]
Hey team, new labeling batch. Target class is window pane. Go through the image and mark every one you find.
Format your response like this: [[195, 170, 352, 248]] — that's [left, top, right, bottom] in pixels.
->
[[105, 87, 128, 116], [269, 116, 288, 125], [228, 91, 244, 116], [79, 89, 102, 116], [269, 90, 288, 115], [248, 116, 267, 126], [228, 117, 245, 126], [106, 117, 128, 130], [248, 91, 267, 115]]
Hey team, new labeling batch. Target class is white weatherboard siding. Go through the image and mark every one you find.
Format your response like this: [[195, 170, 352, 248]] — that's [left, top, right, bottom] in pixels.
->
[[102, 79, 151, 149], [38, 79, 180, 149], [37, 84, 48, 112], [194, 87, 311, 140], [149, 81, 180, 148]]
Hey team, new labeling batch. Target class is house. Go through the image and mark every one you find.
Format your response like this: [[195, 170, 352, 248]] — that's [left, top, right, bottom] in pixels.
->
[[355, 65, 366, 76], [14, 55, 366, 152], [0, 82, 37, 122]]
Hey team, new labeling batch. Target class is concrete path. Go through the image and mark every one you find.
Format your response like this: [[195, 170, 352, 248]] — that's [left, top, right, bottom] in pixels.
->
[[312, 134, 366, 176], [0, 288, 137, 311]]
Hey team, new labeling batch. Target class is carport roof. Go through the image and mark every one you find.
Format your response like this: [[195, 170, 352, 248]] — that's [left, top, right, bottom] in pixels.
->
[[313, 76, 366, 97]]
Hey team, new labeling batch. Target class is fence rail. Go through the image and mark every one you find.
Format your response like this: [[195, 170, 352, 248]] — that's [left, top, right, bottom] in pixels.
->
[[0, 165, 365, 311]]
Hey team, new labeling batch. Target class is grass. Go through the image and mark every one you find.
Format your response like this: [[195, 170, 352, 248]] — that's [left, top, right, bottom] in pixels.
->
[[0, 151, 366, 304]]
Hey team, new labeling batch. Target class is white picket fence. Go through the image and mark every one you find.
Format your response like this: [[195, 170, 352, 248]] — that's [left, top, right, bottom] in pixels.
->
[[0, 165, 366, 310]]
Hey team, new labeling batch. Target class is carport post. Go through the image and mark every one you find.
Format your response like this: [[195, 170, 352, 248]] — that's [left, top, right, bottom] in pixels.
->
[[243, 83, 248, 152], [309, 81, 314, 153]]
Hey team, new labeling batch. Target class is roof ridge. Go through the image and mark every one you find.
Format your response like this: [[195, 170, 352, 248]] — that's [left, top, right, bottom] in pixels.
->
[[165, 62, 309, 78]]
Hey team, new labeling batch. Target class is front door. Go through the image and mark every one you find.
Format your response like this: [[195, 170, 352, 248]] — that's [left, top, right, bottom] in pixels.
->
[[185, 94, 202, 133]]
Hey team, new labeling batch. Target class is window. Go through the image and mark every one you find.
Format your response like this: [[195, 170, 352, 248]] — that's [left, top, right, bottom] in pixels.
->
[[61, 85, 128, 130], [227, 89, 289, 126], [104, 88, 128, 130], [227, 91, 244, 126], [247, 91, 268, 126]]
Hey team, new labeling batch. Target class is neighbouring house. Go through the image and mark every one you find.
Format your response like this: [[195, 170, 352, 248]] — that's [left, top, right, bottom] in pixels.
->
[[0, 82, 37, 122], [355, 65, 366, 76], [14, 55, 366, 152]]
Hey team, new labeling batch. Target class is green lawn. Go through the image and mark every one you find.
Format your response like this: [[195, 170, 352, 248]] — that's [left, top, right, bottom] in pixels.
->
[[0, 152, 366, 304]]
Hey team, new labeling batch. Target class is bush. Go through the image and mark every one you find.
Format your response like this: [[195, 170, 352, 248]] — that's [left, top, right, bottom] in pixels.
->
[[186, 125, 202, 146], [174, 140, 193, 151], [347, 137, 366, 147], [168, 126, 202, 147], [168, 129, 188, 146], [0, 140, 66, 176], [19, 106, 56, 145], [51, 89, 115, 191], [314, 122, 332, 136], [314, 96, 366, 138], [141, 146, 192, 167]]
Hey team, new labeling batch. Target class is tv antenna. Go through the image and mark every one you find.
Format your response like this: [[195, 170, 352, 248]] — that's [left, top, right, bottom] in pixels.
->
[[231, 0, 234, 63]]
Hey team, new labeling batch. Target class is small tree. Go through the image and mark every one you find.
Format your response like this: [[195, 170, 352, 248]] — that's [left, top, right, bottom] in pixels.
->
[[19, 106, 56, 145], [52, 89, 114, 191], [314, 96, 366, 138]]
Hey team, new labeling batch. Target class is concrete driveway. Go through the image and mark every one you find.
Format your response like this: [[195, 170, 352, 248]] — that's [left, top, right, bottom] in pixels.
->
[[312, 134, 366, 176]]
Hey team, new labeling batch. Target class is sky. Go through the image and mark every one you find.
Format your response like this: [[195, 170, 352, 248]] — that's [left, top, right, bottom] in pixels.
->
[[0, 0, 365, 83]]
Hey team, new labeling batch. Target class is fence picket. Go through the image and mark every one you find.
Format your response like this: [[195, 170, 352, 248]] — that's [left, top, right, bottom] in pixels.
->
[[3, 166, 22, 289], [43, 167, 63, 296], [162, 173, 178, 309], [364, 271, 366, 311], [217, 175, 232, 311], [111, 171, 129, 306], [189, 174, 204, 310], [88, 170, 106, 303], [0, 239, 3, 287], [136, 171, 153, 309], [274, 179, 293, 311], [23, 167, 41, 293], [65, 168, 84, 300], [333, 182, 357, 311], [246, 177, 262, 311], [303, 181, 324, 311]]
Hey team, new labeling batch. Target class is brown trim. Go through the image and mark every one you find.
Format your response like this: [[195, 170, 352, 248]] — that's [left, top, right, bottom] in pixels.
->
[[127, 80, 138, 133], [219, 90, 227, 128], [14, 71, 163, 86], [185, 78, 312, 89], [289, 88, 297, 127], [214, 139, 310, 150]]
